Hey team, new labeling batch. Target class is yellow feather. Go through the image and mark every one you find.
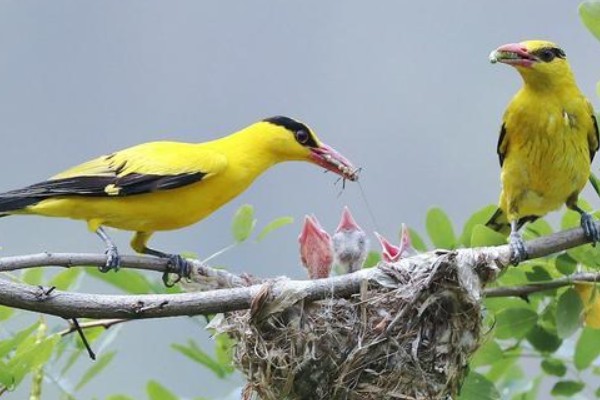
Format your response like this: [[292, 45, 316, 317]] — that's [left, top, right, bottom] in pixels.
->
[[491, 40, 598, 224], [1, 117, 355, 258]]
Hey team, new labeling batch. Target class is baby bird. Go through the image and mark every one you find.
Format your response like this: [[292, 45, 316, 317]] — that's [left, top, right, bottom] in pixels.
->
[[298, 215, 334, 279], [332, 207, 369, 274], [375, 224, 414, 263]]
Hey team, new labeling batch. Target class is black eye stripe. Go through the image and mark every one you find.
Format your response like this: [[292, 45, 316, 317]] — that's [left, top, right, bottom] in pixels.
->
[[530, 47, 566, 61], [263, 115, 319, 148]]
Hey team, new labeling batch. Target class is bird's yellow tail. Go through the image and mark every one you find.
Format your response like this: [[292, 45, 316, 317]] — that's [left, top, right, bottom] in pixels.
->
[[485, 208, 511, 235]]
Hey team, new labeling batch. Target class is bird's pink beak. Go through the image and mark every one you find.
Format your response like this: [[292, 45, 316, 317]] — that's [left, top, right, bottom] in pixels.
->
[[375, 224, 413, 263], [489, 43, 535, 68], [310, 143, 359, 181], [375, 232, 402, 263], [336, 206, 362, 233], [399, 223, 412, 254], [298, 215, 333, 279]]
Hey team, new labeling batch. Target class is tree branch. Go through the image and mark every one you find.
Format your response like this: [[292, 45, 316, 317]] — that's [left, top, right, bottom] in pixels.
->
[[0, 252, 250, 288], [0, 224, 597, 320]]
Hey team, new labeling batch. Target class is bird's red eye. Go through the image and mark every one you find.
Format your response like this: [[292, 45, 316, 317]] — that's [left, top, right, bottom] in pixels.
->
[[296, 130, 310, 144]]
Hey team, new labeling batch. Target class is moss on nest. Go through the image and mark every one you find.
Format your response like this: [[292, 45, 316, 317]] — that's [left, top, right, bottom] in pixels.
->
[[211, 251, 498, 400]]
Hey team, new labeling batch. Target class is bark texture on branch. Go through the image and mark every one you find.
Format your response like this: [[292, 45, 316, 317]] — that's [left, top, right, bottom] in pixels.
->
[[0, 223, 596, 320]]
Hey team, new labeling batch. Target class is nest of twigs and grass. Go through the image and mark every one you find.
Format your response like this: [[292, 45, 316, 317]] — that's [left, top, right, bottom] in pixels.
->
[[210, 250, 500, 400]]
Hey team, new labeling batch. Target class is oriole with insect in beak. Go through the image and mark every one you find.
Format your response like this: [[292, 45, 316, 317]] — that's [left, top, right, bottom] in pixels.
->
[[0, 116, 358, 284], [486, 40, 600, 263]]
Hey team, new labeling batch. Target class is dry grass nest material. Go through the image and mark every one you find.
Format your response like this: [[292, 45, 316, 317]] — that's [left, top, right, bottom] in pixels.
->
[[211, 250, 500, 400]]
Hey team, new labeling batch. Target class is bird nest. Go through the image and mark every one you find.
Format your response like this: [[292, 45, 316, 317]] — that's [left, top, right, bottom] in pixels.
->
[[210, 250, 500, 400]]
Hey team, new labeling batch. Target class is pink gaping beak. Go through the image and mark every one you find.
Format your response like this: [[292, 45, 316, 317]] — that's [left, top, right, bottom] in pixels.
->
[[336, 206, 362, 233], [375, 224, 414, 263], [310, 143, 359, 181], [375, 232, 402, 263], [489, 43, 536, 68], [298, 215, 333, 279]]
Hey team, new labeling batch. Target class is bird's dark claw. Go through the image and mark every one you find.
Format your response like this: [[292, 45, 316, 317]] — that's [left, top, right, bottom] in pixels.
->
[[100, 245, 121, 273], [161, 254, 192, 287], [581, 212, 600, 246], [509, 232, 528, 265]]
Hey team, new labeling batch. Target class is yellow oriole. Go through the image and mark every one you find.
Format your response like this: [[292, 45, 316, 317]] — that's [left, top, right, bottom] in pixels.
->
[[0, 116, 358, 283], [486, 40, 599, 263]]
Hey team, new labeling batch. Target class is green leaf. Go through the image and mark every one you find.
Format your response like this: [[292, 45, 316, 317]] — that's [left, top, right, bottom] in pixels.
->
[[231, 204, 256, 243], [0, 322, 40, 358], [425, 207, 456, 249], [523, 218, 553, 239], [408, 228, 427, 252], [470, 225, 506, 247], [556, 253, 578, 275], [486, 351, 519, 381], [363, 251, 381, 268], [49, 268, 82, 291], [7, 334, 59, 386], [484, 297, 531, 313], [0, 306, 14, 322], [525, 265, 552, 282], [172, 340, 229, 378], [22, 268, 44, 285], [147, 380, 178, 400], [458, 371, 500, 400], [459, 204, 497, 247], [562, 208, 583, 230], [471, 340, 503, 367], [541, 358, 567, 377], [214, 334, 234, 375], [495, 308, 537, 339], [256, 216, 293, 242], [551, 380, 585, 396], [580, 1, 600, 42], [75, 350, 116, 391], [575, 327, 600, 370], [0, 360, 13, 387], [87, 268, 155, 294], [495, 268, 528, 286], [556, 288, 583, 338], [590, 172, 600, 198], [526, 325, 562, 353], [512, 376, 541, 400], [596, 385, 600, 398]]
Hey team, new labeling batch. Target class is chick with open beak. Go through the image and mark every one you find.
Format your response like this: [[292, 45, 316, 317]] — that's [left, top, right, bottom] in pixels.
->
[[298, 215, 334, 279], [332, 207, 369, 274]]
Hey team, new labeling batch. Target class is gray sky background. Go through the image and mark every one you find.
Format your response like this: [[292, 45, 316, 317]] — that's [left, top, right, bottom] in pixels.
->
[[1, 1, 599, 399]]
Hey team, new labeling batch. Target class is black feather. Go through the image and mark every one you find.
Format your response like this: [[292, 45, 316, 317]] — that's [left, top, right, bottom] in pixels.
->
[[0, 172, 206, 213]]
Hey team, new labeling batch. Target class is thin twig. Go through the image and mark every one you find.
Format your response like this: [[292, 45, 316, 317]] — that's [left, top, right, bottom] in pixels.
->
[[484, 272, 600, 298], [0, 223, 596, 320], [59, 318, 130, 337], [71, 319, 96, 360]]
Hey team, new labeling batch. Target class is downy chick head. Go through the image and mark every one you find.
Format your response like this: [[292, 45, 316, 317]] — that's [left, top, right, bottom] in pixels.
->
[[332, 206, 368, 274]]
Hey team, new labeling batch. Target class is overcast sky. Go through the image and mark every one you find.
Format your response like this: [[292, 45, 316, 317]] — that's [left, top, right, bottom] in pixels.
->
[[1, 1, 599, 399]]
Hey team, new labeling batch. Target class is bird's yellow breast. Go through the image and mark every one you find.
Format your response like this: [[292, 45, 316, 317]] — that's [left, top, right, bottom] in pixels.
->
[[500, 88, 592, 219]]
